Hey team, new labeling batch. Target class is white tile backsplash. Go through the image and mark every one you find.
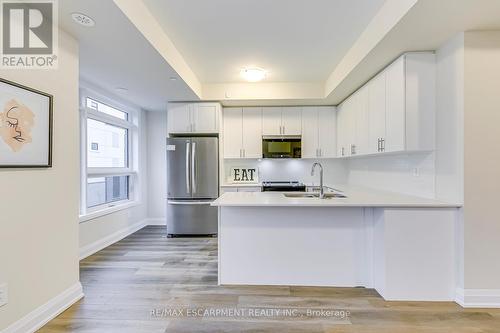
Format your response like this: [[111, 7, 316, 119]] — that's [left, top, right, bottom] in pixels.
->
[[346, 152, 436, 198], [223, 158, 348, 187], [223, 152, 435, 199]]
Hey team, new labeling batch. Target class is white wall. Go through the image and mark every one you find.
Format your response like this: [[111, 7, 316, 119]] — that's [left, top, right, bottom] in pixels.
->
[[435, 33, 465, 204], [463, 31, 500, 291], [223, 158, 348, 187], [79, 108, 148, 255], [146, 111, 167, 223], [346, 153, 436, 198], [0, 31, 80, 330]]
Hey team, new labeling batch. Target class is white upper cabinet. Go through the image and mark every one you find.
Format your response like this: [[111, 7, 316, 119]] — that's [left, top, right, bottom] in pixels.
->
[[167, 103, 192, 133], [302, 106, 336, 158], [353, 86, 370, 156], [262, 107, 302, 136], [262, 107, 282, 135], [223, 108, 243, 159], [168, 102, 220, 134], [192, 103, 220, 133], [337, 52, 435, 157], [384, 57, 406, 153], [317, 107, 337, 158], [223, 107, 262, 159], [301, 108, 319, 159], [337, 98, 355, 157], [241, 107, 263, 158], [368, 72, 386, 154], [282, 107, 302, 135]]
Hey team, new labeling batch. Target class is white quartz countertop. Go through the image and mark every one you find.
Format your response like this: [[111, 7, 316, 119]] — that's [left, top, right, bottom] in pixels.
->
[[212, 185, 462, 208]]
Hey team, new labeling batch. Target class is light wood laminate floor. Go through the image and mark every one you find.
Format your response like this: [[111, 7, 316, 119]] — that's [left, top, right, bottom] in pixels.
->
[[39, 226, 500, 332]]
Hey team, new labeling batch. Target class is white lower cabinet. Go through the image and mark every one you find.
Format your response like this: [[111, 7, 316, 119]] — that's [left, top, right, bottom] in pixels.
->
[[223, 107, 262, 159], [302, 106, 336, 158], [337, 52, 436, 157]]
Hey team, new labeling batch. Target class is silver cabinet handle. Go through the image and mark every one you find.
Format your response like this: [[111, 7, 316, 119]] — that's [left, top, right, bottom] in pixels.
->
[[381, 138, 385, 152], [377, 138, 381, 152], [243, 149, 246, 158], [283, 125, 285, 135], [341, 147, 344, 157], [185, 142, 191, 193], [351, 144, 356, 155], [191, 141, 197, 193]]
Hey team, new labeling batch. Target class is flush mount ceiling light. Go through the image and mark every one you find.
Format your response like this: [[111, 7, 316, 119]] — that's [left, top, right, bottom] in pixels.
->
[[71, 12, 95, 27], [241, 67, 267, 82]]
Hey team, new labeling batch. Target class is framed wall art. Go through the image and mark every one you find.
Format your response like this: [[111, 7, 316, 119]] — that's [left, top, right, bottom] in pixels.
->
[[0, 78, 53, 168]]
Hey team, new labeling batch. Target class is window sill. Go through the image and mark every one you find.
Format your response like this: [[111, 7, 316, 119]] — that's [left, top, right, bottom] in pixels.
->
[[79, 201, 141, 223]]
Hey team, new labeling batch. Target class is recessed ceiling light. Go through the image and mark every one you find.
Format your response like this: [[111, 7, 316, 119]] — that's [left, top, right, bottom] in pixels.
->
[[115, 87, 128, 93], [71, 12, 95, 27], [241, 67, 267, 82]]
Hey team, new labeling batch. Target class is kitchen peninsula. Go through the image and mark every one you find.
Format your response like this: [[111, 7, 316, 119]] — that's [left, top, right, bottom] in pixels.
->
[[212, 188, 461, 301]]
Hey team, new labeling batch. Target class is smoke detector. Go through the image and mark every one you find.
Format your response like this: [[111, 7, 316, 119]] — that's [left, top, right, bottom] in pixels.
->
[[71, 13, 95, 27]]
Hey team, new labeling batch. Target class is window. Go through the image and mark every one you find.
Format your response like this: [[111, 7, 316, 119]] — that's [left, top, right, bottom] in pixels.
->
[[87, 119, 128, 168], [87, 176, 129, 208], [80, 90, 138, 217], [86, 97, 128, 120]]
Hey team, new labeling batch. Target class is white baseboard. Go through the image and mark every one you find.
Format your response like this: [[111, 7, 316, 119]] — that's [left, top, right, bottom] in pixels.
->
[[456, 288, 500, 308], [79, 219, 147, 260], [2, 282, 83, 333], [145, 218, 166, 226]]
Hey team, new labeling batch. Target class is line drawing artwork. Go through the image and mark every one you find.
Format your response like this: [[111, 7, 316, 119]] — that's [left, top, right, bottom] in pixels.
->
[[0, 99, 35, 152]]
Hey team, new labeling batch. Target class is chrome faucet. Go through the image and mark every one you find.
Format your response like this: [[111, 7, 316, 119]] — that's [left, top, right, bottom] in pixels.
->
[[311, 162, 325, 199]]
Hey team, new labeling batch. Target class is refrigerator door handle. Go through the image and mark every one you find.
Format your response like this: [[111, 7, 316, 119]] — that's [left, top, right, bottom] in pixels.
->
[[185, 142, 191, 194], [191, 141, 197, 194]]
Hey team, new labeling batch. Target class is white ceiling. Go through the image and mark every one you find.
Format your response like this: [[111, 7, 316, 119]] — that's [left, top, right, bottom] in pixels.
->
[[58, 0, 199, 112], [59, 0, 500, 109], [323, 0, 500, 105], [142, 0, 386, 83]]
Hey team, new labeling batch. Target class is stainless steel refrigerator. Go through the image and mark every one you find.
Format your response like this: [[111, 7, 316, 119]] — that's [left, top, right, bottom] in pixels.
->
[[166, 137, 219, 236]]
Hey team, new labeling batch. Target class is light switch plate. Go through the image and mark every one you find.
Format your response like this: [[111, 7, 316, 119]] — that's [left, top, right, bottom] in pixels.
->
[[0, 283, 8, 307]]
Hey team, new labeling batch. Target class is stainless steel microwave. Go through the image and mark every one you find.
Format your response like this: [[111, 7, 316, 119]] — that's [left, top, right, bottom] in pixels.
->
[[262, 136, 301, 158]]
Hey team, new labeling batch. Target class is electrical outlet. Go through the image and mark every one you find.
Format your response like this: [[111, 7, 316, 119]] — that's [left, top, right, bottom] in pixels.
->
[[0, 283, 8, 307], [412, 167, 420, 177]]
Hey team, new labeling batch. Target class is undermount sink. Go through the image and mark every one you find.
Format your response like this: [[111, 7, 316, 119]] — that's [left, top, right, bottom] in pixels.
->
[[283, 192, 347, 199]]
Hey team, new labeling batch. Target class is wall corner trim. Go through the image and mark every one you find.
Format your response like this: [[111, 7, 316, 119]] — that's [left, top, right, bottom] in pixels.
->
[[2, 282, 83, 333], [79, 219, 147, 260], [455, 288, 500, 308]]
